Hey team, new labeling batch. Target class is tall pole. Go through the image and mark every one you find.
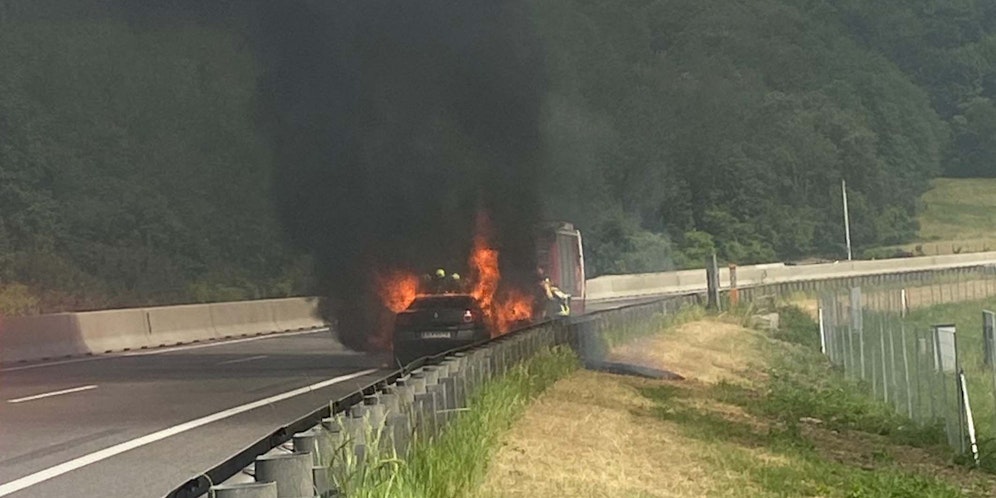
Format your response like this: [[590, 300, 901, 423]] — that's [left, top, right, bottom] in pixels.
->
[[842, 178, 852, 261]]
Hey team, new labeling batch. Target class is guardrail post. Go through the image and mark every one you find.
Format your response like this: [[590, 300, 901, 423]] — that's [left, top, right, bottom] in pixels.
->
[[254, 452, 314, 498], [210, 482, 278, 498], [427, 383, 449, 426], [492, 343, 505, 374], [422, 366, 441, 386], [363, 395, 386, 434], [440, 376, 459, 416], [414, 391, 437, 439], [386, 412, 412, 456], [379, 390, 400, 418], [312, 467, 335, 498], [393, 379, 416, 406], [409, 373, 427, 395], [344, 406, 366, 446], [293, 429, 322, 466], [481, 349, 494, 383]]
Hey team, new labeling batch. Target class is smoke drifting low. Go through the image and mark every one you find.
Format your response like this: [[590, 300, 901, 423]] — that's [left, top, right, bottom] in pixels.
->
[[253, 0, 548, 350]]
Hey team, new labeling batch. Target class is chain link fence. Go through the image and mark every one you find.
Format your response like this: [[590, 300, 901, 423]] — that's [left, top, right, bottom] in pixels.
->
[[818, 265, 996, 465]]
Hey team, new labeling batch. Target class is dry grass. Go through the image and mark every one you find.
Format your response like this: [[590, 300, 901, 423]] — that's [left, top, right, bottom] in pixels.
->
[[478, 320, 774, 498], [477, 318, 995, 498], [477, 371, 777, 498], [608, 320, 766, 385]]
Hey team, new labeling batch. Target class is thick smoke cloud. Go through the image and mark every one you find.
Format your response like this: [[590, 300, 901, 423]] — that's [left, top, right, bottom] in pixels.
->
[[253, 0, 548, 350]]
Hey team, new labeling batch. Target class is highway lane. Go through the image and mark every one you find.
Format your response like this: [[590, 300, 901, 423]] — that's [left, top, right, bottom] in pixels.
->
[[0, 329, 387, 498], [0, 296, 670, 497]]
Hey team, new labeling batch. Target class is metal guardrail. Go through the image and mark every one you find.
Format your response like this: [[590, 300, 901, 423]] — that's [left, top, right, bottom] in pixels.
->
[[162, 314, 574, 498], [161, 294, 698, 498]]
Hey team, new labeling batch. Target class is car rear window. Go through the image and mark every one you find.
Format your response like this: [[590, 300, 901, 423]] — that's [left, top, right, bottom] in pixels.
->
[[407, 295, 477, 310]]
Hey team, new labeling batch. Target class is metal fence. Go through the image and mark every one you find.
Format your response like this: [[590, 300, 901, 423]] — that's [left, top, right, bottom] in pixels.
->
[[817, 266, 996, 463]]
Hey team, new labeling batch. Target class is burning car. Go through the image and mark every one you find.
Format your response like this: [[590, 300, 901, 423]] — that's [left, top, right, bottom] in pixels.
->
[[392, 293, 490, 366], [379, 218, 586, 365]]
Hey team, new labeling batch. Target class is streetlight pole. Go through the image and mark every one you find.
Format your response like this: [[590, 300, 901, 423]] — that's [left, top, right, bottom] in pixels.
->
[[842, 178, 852, 261]]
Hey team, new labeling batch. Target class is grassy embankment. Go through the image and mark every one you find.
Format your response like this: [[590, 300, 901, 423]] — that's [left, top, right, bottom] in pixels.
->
[[478, 307, 996, 497], [336, 346, 578, 498], [872, 178, 996, 258]]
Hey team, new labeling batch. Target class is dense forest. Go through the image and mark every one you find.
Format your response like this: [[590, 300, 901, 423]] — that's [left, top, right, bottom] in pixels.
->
[[0, 0, 994, 314]]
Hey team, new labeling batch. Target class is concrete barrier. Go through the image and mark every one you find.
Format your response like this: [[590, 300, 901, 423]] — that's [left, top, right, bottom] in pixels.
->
[[586, 252, 996, 301], [0, 313, 86, 363], [209, 300, 280, 339], [146, 303, 218, 347], [271, 297, 323, 331], [76, 308, 151, 353], [1, 297, 328, 365]]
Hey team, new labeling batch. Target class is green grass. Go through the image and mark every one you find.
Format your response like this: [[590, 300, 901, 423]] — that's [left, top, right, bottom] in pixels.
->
[[343, 346, 579, 498], [861, 178, 996, 259], [771, 304, 821, 348], [920, 179, 996, 242], [633, 308, 977, 497], [871, 178, 996, 257]]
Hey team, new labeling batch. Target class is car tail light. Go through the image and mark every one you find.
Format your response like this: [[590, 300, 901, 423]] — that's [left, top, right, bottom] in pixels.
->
[[463, 309, 474, 323]]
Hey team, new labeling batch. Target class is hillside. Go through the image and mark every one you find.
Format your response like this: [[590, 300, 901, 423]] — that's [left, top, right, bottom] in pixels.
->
[[871, 178, 996, 257], [2, 1, 995, 312]]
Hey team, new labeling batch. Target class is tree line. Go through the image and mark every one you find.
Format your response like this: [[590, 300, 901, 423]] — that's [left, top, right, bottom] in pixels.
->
[[0, 0, 992, 312]]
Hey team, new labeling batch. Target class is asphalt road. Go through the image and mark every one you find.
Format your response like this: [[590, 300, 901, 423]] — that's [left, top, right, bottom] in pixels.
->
[[0, 296, 657, 498], [0, 329, 387, 498]]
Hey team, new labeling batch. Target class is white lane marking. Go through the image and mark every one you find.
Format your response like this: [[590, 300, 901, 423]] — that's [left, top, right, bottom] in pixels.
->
[[0, 328, 329, 373], [0, 368, 379, 497], [218, 355, 269, 366], [7, 385, 98, 404]]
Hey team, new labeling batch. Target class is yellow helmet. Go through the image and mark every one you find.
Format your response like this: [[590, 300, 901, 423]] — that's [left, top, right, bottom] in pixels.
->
[[451, 273, 460, 280], [435, 268, 446, 278]]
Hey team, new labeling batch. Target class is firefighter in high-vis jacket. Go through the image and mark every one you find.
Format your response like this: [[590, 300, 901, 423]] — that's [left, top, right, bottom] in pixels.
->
[[421, 268, 463, 294], [536, 269, 570, 318]]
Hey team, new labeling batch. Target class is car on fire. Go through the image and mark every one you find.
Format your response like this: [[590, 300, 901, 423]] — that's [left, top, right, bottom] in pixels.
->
[[392, 293, 491, 366]]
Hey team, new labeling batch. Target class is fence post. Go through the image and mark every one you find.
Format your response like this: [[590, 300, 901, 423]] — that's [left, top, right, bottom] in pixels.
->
[[729, 263, 739, 307], [818, 306, 826, 355], [706, 253, 720, 311], [900, 322, 913, 419], [959, 369, 981, 465], [888, 292, 900, 412], [989, 313, 996, 437]]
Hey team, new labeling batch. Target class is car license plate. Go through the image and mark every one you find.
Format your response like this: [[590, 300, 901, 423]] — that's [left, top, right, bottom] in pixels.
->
[[421, 331, 452, 339]]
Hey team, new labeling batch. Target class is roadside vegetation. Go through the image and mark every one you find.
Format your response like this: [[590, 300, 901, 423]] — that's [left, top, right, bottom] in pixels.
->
[[479, 308, 996, 497], [337, 346, 578, 498], [869, 178, 996, 258]]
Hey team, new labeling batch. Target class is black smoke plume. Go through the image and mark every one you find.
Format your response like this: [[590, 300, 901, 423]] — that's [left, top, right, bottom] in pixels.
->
[[253, 0, 548, 351]]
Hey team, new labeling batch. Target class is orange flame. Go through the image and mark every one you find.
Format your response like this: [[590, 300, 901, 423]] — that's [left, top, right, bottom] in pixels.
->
[[371, 270, 420, 351], [376, 271, 420, 313], [494, 289, 534, 334], [372, 212, 534, 345], [469, 234, 499, 307], [468, 214, 533, 336]]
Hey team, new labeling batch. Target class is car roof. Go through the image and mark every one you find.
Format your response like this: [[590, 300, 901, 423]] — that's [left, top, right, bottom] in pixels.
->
[[406, 294, 478, 309]]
